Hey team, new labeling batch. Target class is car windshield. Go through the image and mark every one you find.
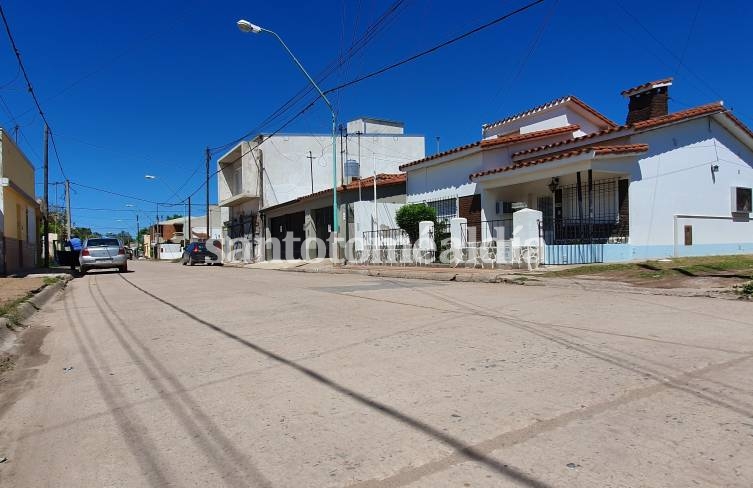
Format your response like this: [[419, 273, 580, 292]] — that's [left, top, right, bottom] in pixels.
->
[[87, 238, 120, 247]]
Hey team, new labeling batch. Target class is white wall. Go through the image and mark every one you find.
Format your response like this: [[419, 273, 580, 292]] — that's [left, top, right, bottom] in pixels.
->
[[629, 117, 753, 247], [482, 102, 607, 139], [352, 201, 402, 236], [406, 151, 481, 203], [259, 133, 423, 208], [346, 118, 405, 135]]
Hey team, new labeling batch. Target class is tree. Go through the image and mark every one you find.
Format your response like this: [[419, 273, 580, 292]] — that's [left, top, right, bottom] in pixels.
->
[[395, 204, 437, 244], [164, 214, 183, 221], [71, 226, 99, 239]]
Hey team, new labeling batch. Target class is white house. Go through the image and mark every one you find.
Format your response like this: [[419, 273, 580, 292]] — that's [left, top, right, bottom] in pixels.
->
[[400, 79, 753, 264], [218, 117, 424, 261]]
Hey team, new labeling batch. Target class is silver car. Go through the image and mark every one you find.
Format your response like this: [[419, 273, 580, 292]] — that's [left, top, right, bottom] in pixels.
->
[[79, 238, 128, 274]]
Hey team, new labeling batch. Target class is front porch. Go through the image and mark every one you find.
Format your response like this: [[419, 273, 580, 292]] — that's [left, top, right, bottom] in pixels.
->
[[475, 170, 631, 264]]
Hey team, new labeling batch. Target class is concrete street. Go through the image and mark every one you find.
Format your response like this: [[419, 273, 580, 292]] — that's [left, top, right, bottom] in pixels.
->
[[1, 260, 752, 487]]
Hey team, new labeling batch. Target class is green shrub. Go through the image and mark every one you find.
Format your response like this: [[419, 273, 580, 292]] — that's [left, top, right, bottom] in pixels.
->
[[741, 280, 753, 296], [396, 204, 437, 244]]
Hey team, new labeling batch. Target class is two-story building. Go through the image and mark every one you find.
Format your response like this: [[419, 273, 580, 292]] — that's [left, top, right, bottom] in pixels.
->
[[0, 129, 40, 274], [218, 117, 425, 261]]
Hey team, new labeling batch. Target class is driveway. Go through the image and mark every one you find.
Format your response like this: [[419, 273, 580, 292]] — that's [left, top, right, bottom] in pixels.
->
[[1, 260, 752, 487]]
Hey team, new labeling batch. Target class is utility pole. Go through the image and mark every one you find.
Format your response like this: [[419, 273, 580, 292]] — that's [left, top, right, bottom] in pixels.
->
[[43, 124, 49, 267], [187, 196, 192, 243], [205, 147, 210, 242], [436, 136, 440, 154], [373, 152, 378, 237], [357, 131, 362, 202], [65, 179, 72, 240], [307, 151, 315, 194], [135, 214, 139, 253], [339, 125, 345, 186], [13, 125, 18, 143]]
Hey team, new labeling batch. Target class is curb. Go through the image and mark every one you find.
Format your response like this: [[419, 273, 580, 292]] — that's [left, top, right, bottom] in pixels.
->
[[0, 277, 71, 350]]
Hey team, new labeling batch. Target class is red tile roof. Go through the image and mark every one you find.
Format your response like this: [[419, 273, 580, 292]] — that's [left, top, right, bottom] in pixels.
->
[[470, 144, 649, 180], [511, 125, 630, 159], [479, 124, 580, 148], [398, 141, 481, 171], [631, 101, 725, 129], [621, 77, 674, 97], [399, 124, 582, 171], [482, 96, 616, 131], [511, 102, 726, 159], [299, 173, 406, 202]]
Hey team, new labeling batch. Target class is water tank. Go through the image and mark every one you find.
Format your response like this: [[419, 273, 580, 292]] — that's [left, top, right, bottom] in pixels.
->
[[345, 159, 360, 179]]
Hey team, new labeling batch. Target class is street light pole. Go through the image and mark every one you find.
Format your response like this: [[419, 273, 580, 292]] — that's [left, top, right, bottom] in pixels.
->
[[237, 19, 339, 261]]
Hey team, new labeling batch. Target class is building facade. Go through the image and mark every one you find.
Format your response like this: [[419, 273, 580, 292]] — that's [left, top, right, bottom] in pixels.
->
[[218, 118, 424, 262], [258, 174, 406, 261], [401, 79, 753, 264], [0, 129, 39, 274]]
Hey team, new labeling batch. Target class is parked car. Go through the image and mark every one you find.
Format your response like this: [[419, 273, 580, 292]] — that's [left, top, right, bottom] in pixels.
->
[[79, 238, 128, 274], [181, 242, 220, 266]]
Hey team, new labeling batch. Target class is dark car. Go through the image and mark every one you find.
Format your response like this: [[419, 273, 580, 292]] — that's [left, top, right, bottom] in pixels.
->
[[181, 242, 220, 266]]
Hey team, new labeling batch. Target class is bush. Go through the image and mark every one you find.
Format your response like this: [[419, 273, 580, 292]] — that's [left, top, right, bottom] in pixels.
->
[[741, 280, 753, 297], [396, 204, 437, 244]]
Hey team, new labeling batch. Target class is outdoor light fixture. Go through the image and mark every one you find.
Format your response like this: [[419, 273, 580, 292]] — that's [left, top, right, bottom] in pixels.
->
[[711, 164, 720, 173], [548, 177, 560, 193], [237, 19, 263, 34], [236, 17, 340, 261]]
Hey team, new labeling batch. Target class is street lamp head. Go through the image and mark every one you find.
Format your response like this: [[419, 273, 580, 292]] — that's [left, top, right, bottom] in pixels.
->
[[237, 19, 263, 34], [144, 174, 156, 180]]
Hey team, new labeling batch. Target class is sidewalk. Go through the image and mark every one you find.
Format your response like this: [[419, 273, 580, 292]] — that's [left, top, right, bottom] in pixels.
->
[[222, 259, 745, 298], [224, 259, 547, 284]]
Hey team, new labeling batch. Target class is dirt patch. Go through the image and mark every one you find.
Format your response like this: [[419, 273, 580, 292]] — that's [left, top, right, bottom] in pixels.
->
[[0, 277, 46, 308], [0, 325, 51, 419], [541, 255, 753, 291], [0, 353, 16, 375]]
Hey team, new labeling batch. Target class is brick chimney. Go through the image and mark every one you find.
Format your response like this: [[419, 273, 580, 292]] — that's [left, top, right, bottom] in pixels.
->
[[621, 78, 673, 125]]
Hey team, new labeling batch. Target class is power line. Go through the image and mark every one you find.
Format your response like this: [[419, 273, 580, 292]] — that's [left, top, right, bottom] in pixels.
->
[[322, 0, 546, 96], [674, 0, 702, 78], [0, 2, 68, 180], [70, 207, 162, 213], [69, 181, 183, 206], [196, 1, 544, 207], [209, 0, 408, 155], [614, 1, 722, 100]]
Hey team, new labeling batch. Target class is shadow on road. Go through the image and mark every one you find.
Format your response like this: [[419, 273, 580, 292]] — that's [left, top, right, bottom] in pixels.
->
[[116, 274, 554, 488], [89, 280, 273, 488]]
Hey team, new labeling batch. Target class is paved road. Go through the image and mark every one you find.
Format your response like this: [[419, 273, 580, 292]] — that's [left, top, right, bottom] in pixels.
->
[[1, 260, 752, 487]]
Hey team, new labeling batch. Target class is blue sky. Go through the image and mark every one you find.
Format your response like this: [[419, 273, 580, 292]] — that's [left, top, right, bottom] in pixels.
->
[[0, 0, 751, 234]]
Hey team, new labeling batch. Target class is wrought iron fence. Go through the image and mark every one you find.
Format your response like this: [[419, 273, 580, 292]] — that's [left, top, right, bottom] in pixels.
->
[[360, 226, 444, 265], [459, 219, 514, 245], [549, 218, 628, 244]]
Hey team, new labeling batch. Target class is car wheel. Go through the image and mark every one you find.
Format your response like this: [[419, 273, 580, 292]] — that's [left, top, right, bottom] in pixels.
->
[[118, 265, 127, 273], [80, 266, 87, 275], [189, 259, 195, 266]]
